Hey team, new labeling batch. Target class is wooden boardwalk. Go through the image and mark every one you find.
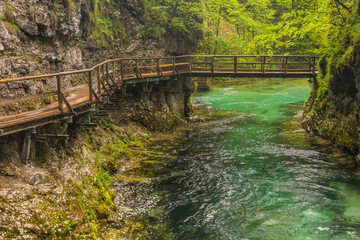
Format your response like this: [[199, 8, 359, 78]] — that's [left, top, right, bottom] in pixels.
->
[[0, 55, 318, 137]]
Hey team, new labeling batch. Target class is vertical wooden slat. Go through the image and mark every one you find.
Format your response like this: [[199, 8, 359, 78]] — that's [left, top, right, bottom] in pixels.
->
[[313, 57, 316, 74], [89, 71, 93, 102], [97, 67, 101, 93], [157, 58, 160, 76], [234, 57, 238, 73], [211, 57, 214, 74], [172, 58, 176, 74], [102, 65, 106, 88], [105, 63, 108, 79], [120, 59, 124, 83], [282, 56, 285, 73], [262, 56, 266, 73], [135, 59, 139, 79], [189, 56, 192, 73], [285, 56, 288, 74], [113, 61, 117, 84], [57, 75, 63, 113]]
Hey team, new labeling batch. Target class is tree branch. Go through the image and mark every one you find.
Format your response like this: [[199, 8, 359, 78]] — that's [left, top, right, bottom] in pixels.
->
[[334, 0, 352, 13]]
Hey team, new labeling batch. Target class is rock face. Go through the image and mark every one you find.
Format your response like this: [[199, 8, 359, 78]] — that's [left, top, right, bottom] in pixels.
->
[[302, 42, 360, 162], [0, 0, 202, 115], [115, 76, 195, 131]]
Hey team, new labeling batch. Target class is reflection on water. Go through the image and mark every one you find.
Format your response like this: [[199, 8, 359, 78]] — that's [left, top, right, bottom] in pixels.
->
[[109, 78, 360, 240]]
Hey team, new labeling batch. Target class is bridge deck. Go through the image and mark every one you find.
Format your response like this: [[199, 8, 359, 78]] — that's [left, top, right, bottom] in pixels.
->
[[0, 55, 318, 136]]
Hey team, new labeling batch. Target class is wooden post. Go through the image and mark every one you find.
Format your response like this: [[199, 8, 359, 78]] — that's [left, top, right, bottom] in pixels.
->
[[157, 58, 160, 76], [211, 57, 214, 74], [312, 57, 316, 74], [262, 56, 266, 73], [106, 63, 110, 83], [234, 56, 238, 73], [135, 59, 139, 79], [57, 75, 64, 113], [113, 61, 117, 84], [97, 67, 101, 93], [102, 65, 106, 87], [120, 59, 124, 83], [282, 56, 285, 73], [189, 56, 192, 73], [308, 57, 311, 73], [89, 71, 93, 102], [172, 57, 176, 75], [285, 56, 288, 74]]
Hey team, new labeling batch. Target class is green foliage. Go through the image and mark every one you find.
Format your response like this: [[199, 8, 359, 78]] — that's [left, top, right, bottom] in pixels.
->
[[88, 0, 127, 47], [191, 0, 360, 56], [131, 0, 204, 40], [2, 20, 19, 35], [316, 74, 330, 100]]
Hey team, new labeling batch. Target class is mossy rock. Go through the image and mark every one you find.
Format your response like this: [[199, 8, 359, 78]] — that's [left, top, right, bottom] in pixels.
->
[[115, 175, 151, 184], [96, 203, 110, 219], [104, 158, 119, 173]]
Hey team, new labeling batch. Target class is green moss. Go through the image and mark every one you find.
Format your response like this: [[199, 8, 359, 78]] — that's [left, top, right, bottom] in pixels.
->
[[2, 20, 19, 35], [315, 74, 329, 101], [96, 203, 110, 219], [115, 175, 151, 184], [334, 128, 359, 154]]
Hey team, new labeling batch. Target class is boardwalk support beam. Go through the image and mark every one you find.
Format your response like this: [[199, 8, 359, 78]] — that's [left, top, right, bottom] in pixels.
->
[[21, 128, 36, 164]]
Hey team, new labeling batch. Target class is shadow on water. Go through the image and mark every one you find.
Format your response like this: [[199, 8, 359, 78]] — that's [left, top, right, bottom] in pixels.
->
[[108, 78, 360, 240]]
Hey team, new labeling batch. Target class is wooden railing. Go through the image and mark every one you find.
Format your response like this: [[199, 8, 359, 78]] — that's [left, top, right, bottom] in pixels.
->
[[190, 55, 317, 74], [0, 55, 318, 115]]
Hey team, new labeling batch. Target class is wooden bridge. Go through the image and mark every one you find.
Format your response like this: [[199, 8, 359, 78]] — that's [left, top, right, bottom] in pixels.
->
[[0, 55, 318, 141]]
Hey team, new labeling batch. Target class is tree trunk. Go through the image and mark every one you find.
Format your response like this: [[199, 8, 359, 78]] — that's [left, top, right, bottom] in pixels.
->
[[213, 7, 222, 54]]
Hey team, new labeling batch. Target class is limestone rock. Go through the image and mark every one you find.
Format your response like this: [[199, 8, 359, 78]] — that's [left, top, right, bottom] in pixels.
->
[[87, 36, 97, 49], [29, 173, 43, 185], [15, 15, 38, 36], [0, 20, 19, 50]]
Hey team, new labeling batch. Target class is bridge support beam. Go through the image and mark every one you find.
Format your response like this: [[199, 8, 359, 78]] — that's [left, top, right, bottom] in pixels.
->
[[21, 128, 36, 164], [195, 77, 212, 91], [48, 117, 72, 147]]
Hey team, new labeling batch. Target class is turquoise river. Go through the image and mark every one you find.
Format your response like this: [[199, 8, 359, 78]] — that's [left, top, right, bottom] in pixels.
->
[[113, 78, 360, 239]]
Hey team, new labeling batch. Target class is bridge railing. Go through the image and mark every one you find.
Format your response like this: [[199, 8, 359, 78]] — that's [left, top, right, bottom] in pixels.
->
[[0, 55, 318, 117], [0, 58, 123, 116], [188, 55, 317, 74]]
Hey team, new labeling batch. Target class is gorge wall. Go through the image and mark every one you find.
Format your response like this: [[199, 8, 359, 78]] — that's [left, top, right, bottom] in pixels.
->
[[302, 10, 360, 166]]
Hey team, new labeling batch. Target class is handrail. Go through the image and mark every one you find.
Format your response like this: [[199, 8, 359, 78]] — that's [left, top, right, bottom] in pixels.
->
[[0, 54, 319, 117], [0, 55, 319, 84]]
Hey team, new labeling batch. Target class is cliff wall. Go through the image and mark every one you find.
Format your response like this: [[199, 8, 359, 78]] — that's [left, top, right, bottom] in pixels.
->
[[302, 9, 360, 164]]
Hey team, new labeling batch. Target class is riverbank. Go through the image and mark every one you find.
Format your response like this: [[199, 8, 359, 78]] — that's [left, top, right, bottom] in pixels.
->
[[0, 107, 191, 239], [110, 78, 360, 240]]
